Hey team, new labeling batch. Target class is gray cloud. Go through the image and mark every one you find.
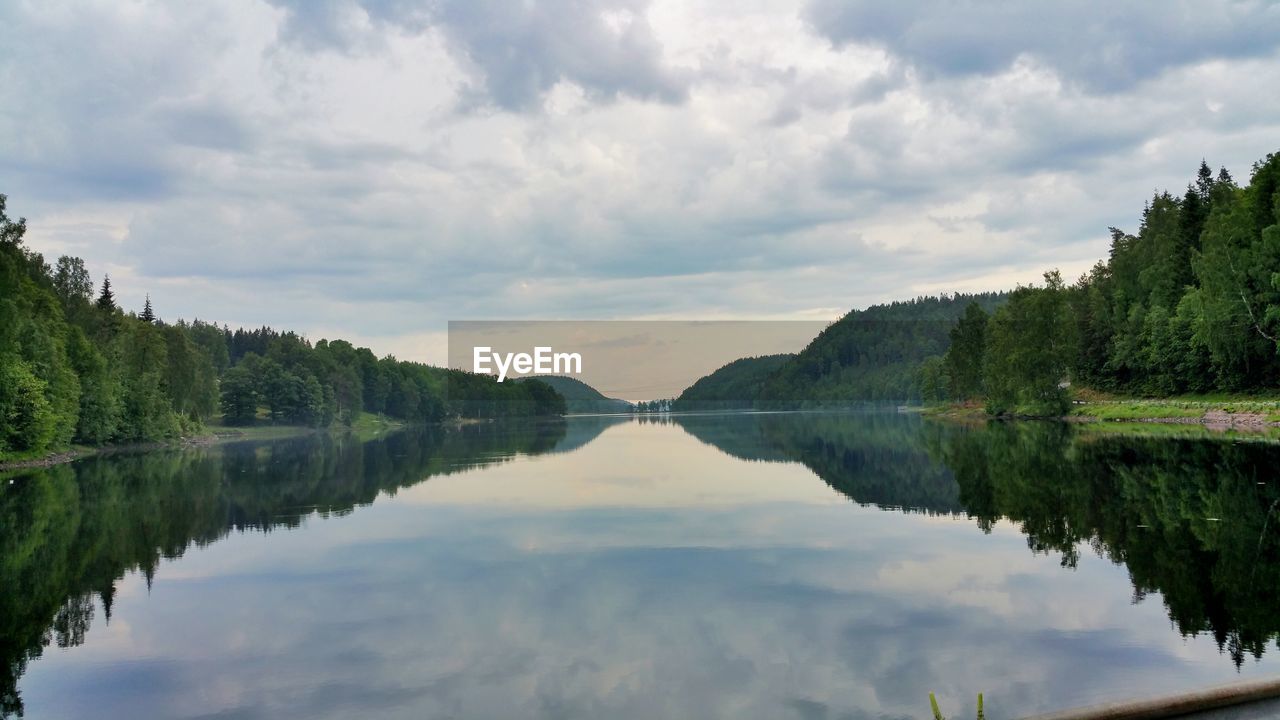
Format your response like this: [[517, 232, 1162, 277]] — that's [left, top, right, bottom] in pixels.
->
[[267, 0, 687, 110], [804, 0, 1280, 92], [1, 1, 1279, 360]]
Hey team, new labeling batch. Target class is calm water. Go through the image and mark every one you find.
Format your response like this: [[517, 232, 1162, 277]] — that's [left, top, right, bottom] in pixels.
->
[[3, 412, 1279, 719]]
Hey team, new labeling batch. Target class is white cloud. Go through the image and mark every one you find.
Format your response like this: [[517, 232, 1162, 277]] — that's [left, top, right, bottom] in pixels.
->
[[2, 0, 1278, 361]]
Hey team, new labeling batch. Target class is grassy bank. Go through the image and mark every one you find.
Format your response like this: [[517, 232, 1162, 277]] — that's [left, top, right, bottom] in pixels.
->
[[1, 412, 408, 472], [1068, 390, 1280, 423], [923, 392, 1280, 435]]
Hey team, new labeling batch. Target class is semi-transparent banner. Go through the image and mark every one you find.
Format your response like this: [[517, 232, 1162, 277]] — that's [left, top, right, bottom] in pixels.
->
[[449, 320, 831, 402]]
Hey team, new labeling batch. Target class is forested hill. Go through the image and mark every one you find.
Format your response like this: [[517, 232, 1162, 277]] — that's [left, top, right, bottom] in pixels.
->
[[927, 151, 1280, 415], [679, 150, 1280, 413], [0, 194, 564, 462], [518, 375, 633, 414], [672, 354, 793, 411], [758, 293, 1008, 405]]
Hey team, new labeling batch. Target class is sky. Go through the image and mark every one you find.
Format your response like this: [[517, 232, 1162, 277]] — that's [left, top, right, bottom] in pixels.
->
[[2, 0, 1279, 365]]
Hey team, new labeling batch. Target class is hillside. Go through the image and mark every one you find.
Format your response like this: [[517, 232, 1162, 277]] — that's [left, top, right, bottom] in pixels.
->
[[519, 375, 633, 414], [754, 293, 1007, 406], [672, 354, 794, 411]]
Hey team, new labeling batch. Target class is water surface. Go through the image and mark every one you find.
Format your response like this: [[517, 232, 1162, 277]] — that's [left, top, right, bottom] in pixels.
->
[[4, 412, 1278, 719]]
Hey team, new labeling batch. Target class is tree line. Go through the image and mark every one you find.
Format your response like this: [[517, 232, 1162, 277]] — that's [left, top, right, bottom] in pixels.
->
[[0, 194, 564, 461], [924, 151, 1280, 414], [668, 150, 1279, 413]]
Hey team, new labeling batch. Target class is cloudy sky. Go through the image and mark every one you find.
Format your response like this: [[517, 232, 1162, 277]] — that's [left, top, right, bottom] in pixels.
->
[[3, 0, 1279, 364]]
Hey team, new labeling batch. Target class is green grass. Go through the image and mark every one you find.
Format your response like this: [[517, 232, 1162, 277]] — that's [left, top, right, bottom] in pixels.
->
[[1069, 392, 1280, 422], [1072, 402, 1205, 420], [208, 412, 405, 443], [348, 412, 405, 440], [1078, 421, 1280, 443]]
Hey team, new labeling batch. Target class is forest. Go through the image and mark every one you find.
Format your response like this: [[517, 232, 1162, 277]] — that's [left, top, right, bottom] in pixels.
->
[[674, 150, 1280, 415], [0, 194, 564, 461], [929, 151, 1280, 415]]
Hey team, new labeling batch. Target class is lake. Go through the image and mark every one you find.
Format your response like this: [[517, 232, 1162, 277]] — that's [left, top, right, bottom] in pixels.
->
[[3, 411, 1279, 719]]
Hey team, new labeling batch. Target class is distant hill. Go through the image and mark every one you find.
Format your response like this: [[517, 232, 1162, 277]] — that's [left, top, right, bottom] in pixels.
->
[[667, 293, 1008, 409], [519, 375, 633, 415], [759, 293, 1007, 405], [672, 354, 793, 411]]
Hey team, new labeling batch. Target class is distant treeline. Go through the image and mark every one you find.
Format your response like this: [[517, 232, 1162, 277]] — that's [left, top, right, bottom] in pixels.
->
[[675, 150, 1280, 414], [927, 151, 1280, 414], [0, 194, 563, 460]]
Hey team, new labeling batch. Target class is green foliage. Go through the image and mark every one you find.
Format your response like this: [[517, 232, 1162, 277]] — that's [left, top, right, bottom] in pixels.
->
[[983, 273, 1073, 416], [0, 194, 567, 458], [0, 361, 56, 454], [672, 354, 793, 410], [945, 303, 988, 399], [917, 355, 950, 405], [94, 276, 115, 312], [930, 152, 1280, 413], [218, 366, 257, 425], [762, 293, 1008, 406], [673, 149, 1279, 415], [673, 295, 1007, 410], [520, 378, 568, 417]]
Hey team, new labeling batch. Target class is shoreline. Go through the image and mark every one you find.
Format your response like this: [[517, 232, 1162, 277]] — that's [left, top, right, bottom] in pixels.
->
[[0, 417, 412, 474], [924, 398, 1280, 437]]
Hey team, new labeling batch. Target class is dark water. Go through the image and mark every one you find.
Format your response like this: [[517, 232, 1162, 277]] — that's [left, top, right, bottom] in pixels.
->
[[3, 412, 1279, 719]]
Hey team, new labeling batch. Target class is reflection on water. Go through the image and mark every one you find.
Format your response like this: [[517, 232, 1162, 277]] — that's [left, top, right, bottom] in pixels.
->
[[2, 412, 1278, 719]]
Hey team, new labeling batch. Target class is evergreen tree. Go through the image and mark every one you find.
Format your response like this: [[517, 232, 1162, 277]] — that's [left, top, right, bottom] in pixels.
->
[[95, 276, 116, 312], [140, 294, 155, 323]]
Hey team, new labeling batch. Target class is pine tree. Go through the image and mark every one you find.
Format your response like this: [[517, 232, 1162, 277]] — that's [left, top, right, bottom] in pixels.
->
[[96, 275, 116, 312], [140, 294, 155, 323], [1195, 159, 1214, 200]]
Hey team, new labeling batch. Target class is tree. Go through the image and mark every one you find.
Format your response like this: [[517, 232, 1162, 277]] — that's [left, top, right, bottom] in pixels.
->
[[140, 294, 155, 323], [1191, 154, 1280, 388], [983, 272, 1074, 417], [944, 303, 988, 399], [219, 365, 257, 425], [0, 193, 26, 247], [95, 276, 116, 312], [52, 256, 93, 309], [115, 321, 176, 441], [66, 327, 121, 444], [0, 361, 56, 454], [917, 355, 950, 405], [521, 378, 567, 416]]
